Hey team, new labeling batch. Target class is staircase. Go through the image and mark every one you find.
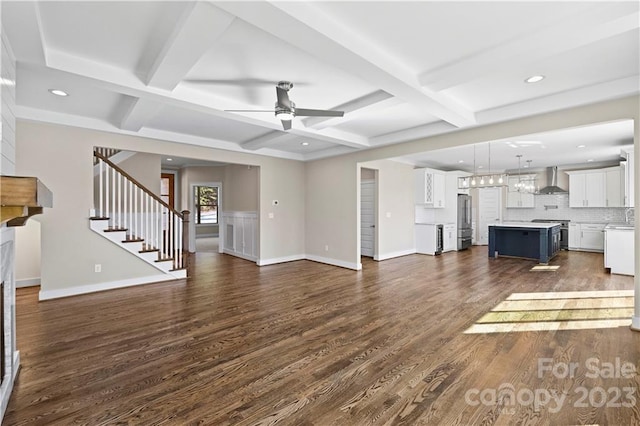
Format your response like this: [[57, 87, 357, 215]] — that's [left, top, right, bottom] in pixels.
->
[[90, 151, 189, 279]]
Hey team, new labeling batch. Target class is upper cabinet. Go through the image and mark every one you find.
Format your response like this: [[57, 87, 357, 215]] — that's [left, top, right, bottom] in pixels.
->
[[568, 166, 622, 208], [506, 175, 535, 208], [415, 168, 445, 208]]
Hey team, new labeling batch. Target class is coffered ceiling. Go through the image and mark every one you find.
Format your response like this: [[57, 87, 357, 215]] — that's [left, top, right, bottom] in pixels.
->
[[3, 1, 639, 164]]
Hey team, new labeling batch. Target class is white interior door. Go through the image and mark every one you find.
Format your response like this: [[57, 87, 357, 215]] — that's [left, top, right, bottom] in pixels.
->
[[478, 187, 502, 245], [361, 180, 376, 257]]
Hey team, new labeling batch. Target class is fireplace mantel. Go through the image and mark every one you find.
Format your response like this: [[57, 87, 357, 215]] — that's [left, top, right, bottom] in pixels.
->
[[0, 176, 53, 227]]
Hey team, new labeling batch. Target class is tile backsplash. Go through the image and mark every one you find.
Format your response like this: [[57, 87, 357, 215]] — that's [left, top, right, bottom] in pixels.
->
[[503, 194, 629, 223]]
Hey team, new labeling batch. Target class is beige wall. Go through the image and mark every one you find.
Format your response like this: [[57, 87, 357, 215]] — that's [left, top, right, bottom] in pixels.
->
[[15, 220, 41, 286], [224, 164, 259, 211], [117, 152, 161, 195], [359, 160, 415, 261], [305, 95, 640, 268], [16, 121, 306, 293]]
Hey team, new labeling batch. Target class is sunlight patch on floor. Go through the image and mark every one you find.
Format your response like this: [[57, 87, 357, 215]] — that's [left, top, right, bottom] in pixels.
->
[[464, 290, 634, 334]]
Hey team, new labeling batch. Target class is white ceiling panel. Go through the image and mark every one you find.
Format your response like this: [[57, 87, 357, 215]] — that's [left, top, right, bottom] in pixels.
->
[[182, 18, 378, 110], [395, 120, 634, 172], [444, 29, 640, 112], [37, 2, 190, 74], [3, 1, 638, 161], [145, 104, 273, 143], [314, 2, 597, 74], [16, 63, 128, 122], [334, 102, 440, 138]]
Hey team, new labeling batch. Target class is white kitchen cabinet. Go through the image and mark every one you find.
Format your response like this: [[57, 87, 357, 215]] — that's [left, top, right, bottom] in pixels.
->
[[569, 223, 605, 252], [605, 228, 634, 275], [415, 168, 445, 208], [443, 223, 456, 252], [568, 223, 580, 250], [605, 167, 623, 207], [568, 170, 605, 207]]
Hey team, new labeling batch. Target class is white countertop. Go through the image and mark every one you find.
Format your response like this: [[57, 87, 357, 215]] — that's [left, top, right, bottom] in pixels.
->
[[489, 222, 561, 229]]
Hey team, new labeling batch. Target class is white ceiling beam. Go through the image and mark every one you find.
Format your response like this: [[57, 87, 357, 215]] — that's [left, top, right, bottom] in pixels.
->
[[302, 90, 396, 130], [41, 50, 370, 149], [145, 3, 235, 91], [419, 6, 640, 91], [118, 97, 161, 131], [214, 1, 476, 128]]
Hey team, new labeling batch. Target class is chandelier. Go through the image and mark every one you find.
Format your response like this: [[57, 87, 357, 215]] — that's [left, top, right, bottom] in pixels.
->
[[458, 142, 507, 189], [514, 156, 536, 193]]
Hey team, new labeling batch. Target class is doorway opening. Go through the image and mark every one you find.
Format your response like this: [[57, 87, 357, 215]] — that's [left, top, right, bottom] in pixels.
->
[[360, 168, 378, 260]]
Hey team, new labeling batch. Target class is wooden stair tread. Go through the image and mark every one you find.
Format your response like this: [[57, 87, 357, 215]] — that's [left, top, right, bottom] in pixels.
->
[[89, 216, 110, 221], [122, 238, 144, 243], [104, 227, 127, 233], [139, 248, 159, 253], [169, 268, 187, 272], [155, 257, 174, 263]]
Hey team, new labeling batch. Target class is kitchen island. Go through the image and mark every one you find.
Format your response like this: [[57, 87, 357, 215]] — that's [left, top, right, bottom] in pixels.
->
[[488, 222, 561, 264]]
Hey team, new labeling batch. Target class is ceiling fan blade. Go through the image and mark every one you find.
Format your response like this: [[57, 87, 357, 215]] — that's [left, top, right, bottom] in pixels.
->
[[276, 86, 292, 109], [224, 109, 276, 112], [294, 108, 344, 117], [281, 119, 292, 130], [184, 78, 277, 86]]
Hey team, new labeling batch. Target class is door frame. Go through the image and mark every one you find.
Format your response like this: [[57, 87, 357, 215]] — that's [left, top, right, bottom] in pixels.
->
[[190, 182, 222, 253], [357, 167, 379, 267]]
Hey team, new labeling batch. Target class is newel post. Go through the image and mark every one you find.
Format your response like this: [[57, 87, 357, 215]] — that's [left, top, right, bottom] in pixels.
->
[[181, 210, 190, 267]]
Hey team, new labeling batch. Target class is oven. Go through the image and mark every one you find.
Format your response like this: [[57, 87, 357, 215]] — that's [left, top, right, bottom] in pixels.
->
[[531, 219, 570, 250]]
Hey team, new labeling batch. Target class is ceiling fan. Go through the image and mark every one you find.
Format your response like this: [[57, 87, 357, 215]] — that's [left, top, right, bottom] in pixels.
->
[[224, 81, 344, 130]]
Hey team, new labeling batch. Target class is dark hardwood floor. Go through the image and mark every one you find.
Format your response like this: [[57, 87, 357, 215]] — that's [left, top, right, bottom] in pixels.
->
[[5, 247, 640, 425]]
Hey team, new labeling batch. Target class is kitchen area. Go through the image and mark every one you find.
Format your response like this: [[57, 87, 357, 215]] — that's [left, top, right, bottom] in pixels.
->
[[413, 139, 635, 276]]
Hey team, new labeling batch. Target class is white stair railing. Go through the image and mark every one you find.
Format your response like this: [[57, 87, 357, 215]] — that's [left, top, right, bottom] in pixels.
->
[[93, 151, 190, 270]]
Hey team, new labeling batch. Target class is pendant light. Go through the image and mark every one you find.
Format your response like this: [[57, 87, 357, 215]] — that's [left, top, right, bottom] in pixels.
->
[[471, 145, 477, 186], [488, 142, 494, 184]]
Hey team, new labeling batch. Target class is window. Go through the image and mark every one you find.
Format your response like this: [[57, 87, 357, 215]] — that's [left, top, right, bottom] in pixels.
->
[[194, 186, 218, 224]]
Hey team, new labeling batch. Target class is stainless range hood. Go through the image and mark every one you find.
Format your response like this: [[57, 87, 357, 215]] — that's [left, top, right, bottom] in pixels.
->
[[538, 167, 568, 194]]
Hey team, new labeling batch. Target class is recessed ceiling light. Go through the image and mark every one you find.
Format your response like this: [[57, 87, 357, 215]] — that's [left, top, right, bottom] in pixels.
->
[[478, 165, 483, 169], [577, 144, 586, 148], [525, 75, 545, 83], [48, 89, 69, 97], [166, 158, 173, 161], [301, 142, 310, 146], [0, 78, 15, 87], [587, 159, 594, 162], [458, 160, 464, 163]]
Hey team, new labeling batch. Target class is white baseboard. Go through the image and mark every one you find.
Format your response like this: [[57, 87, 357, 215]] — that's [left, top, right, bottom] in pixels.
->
[[38, 274, 178, 301], [257, 254, 306, 266], [16, 278, 40, 288], [222, 249, 257, 263], [305, 254, 361, 270], [374, 249, 416, 261]]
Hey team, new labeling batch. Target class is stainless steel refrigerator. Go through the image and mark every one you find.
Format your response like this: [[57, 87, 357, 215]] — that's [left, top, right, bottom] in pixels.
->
[[457, 194, 472, 250]]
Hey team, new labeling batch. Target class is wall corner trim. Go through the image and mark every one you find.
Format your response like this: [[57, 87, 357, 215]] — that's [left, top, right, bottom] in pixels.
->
[[304, 254, 361, 271], [38, 275, 179, 301], [374, 249, 417, 261], [257, 255, 306, 266]]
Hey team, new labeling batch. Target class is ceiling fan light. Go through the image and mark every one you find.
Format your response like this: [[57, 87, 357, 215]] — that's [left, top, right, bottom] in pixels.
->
[[276, 111, 294, 121]]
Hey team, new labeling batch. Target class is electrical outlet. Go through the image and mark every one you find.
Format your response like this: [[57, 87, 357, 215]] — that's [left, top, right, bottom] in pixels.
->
[[94, 264, 102, 273]]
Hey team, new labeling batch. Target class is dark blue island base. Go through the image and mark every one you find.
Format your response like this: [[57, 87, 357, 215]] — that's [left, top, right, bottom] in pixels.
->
[[488, 223, 561, 264]]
